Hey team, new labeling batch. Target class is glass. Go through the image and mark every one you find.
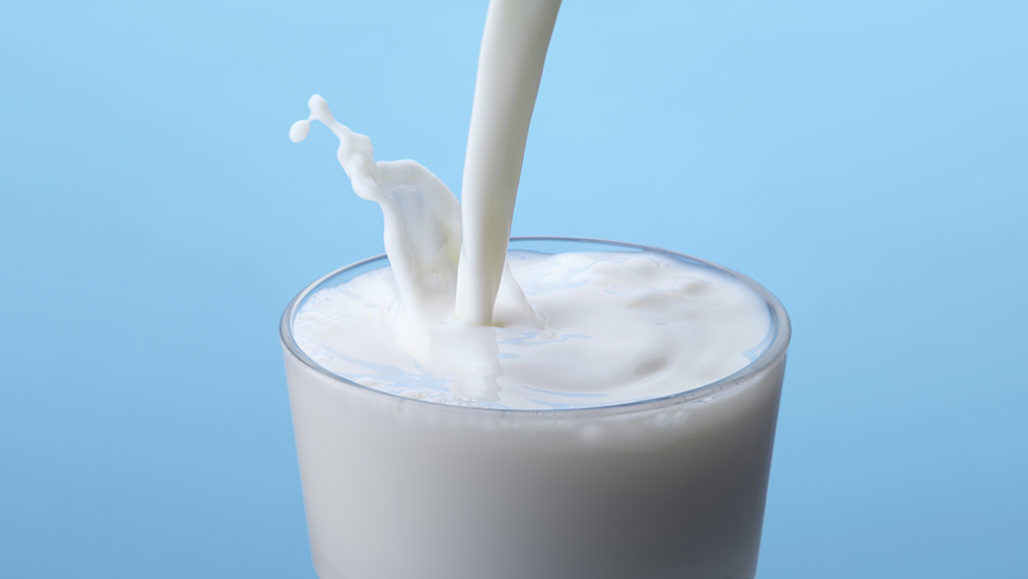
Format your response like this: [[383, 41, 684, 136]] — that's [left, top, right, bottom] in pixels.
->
[[280, 237, 791, 579]]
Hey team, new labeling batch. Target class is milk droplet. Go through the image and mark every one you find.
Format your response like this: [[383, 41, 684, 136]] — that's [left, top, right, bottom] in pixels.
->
[[289, 120, 310, 143]]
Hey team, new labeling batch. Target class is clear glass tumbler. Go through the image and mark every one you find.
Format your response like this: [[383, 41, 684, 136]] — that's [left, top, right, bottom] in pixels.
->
[[280, 237, 791, 579]]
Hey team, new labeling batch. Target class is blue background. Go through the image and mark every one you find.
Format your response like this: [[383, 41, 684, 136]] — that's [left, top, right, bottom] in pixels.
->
[[2, 1, 1026, 577]]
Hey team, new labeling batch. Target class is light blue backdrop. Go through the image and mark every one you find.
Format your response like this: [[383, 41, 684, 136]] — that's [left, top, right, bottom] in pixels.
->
[[2, 1, 1026, 577]]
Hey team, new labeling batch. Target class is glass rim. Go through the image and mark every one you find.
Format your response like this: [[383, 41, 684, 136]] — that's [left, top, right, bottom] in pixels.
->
[[279, 236, 791, 416]]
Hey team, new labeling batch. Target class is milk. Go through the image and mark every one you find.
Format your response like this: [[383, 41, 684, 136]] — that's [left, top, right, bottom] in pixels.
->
[[455, 0, 561, 325], [282, 0, 790, 576], [287, 0, 563, 332], [281, 239, 789, 579], [293, 250, 773, 410]]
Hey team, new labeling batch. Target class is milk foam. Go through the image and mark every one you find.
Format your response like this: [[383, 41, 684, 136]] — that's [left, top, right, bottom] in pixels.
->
[[294, 250, 772, 410]]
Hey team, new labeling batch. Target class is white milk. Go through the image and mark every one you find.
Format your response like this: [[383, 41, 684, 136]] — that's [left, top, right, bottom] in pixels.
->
[[455, 0, 561, 325], [293, 250, 773, 410], [288, 0, 560, 335], [281, 240, 789, 579], [283, 0, 790, 577]]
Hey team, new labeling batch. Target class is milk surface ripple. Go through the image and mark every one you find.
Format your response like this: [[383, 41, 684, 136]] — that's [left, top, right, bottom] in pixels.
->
[[293, 249, 773, 410]]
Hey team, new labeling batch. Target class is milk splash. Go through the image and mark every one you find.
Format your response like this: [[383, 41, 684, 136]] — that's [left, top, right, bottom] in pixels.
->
[[289, 94, 536, 392], [290, 0, 561, 341], [288, 95, 463, 333]]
